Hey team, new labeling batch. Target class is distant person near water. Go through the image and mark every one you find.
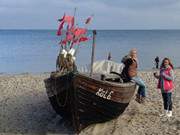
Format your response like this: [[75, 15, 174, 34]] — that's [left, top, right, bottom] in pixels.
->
[[155, 56, 160, 69], [154, 57, 174, 117], [121, 49, 147, 103], [107, 52, 112, 60]]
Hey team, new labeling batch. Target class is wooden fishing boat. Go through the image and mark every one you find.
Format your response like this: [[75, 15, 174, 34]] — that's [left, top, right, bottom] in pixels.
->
[[45, 11, 137, 132], [44, 71, 136, 133], [45, 25, 136, 133]]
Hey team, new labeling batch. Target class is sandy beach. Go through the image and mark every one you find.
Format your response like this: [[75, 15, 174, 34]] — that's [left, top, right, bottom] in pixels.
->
[[0, 70, 180, 135]]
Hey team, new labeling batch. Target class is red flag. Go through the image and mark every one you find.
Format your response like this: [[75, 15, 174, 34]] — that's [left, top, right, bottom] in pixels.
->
[[57, 21, 64, 36], [69, 26, 76, 34], [58, 14, 74, 26], [74, 28, 87, 37], [85, 16, 92, 24], [66, 32, 73, 41], [64, 15, 74, 26], [59, 39, 67, 45], [73, 38, 79, 44], [58, 13, 65, 22], [79, 36, 89, 42], [57, 14, 75, 36]]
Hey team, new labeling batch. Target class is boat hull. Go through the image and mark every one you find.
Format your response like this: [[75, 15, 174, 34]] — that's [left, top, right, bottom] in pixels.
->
[[44, 72, 136, 133]]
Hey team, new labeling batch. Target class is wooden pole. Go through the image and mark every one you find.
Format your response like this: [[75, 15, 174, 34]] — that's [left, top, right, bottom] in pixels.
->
[[90, 30, 97, 76]]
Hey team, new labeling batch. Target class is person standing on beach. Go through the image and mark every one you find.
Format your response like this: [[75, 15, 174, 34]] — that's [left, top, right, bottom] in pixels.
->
[[121, 49, 147, 103], [155, 56, 160, 69], [154, 58, 174, 117], [107, 52, 112, 60]]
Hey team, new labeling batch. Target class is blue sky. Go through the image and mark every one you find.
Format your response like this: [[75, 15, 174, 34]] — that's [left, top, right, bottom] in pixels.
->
[[0, 0, 180, 29]]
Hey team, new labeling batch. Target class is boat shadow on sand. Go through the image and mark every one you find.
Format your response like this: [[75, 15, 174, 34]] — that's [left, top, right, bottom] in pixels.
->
[[0, 90, 75, 135]]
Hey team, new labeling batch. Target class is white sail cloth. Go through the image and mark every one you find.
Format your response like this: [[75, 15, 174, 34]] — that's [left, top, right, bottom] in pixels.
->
[[92, 60, 124, 74]]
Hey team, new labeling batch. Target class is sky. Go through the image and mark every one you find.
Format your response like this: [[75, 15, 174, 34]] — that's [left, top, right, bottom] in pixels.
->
[[0, 0, 180, 30]]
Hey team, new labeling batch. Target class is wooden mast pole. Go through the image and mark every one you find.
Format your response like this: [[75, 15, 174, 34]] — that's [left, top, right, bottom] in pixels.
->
[[90, 30, 97, 76]]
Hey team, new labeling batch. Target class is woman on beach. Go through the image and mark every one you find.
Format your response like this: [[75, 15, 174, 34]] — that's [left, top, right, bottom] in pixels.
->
[[121, 49, 147, 103], [154, 58, 174, 117]]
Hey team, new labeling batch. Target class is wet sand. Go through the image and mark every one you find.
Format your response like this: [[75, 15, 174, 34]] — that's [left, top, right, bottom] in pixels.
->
[[0, 70, 180, 135]]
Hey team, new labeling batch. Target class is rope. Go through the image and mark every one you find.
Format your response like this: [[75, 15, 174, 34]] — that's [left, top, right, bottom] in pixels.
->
[[54, 73, 69, 107]]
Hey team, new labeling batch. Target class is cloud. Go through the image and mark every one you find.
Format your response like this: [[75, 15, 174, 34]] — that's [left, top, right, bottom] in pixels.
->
[[102, 0, 179, 9], [0, 0, 180, 29]]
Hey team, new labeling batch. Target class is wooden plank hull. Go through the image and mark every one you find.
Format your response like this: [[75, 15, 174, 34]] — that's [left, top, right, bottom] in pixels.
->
[[45, 73, 73, 119], [44, 72, 136, 133]]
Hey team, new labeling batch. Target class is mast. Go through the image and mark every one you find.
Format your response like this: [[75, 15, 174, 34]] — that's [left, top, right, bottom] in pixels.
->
[[90, 30, 97, 76]]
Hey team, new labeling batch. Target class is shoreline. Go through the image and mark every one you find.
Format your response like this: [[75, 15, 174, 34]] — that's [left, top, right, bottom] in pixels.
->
[[1, 67, 180, 75]]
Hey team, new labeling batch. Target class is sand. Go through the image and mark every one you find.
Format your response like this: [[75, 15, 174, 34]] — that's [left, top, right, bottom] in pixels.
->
[[0, 70, 180, 135]]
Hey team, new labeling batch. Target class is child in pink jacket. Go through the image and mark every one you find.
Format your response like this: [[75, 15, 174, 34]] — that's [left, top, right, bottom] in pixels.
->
[[154, 58, 174, 117]]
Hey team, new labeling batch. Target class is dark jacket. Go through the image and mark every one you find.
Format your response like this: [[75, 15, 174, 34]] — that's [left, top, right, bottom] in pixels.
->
[[121, 58, 137, 82]]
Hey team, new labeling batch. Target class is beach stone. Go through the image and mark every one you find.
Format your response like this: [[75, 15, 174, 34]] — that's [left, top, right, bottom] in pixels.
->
[[0, 69, 180, 135]]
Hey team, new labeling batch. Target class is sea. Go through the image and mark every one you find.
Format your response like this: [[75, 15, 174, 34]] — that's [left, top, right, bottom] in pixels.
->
[[0, 30, 180, 74]]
